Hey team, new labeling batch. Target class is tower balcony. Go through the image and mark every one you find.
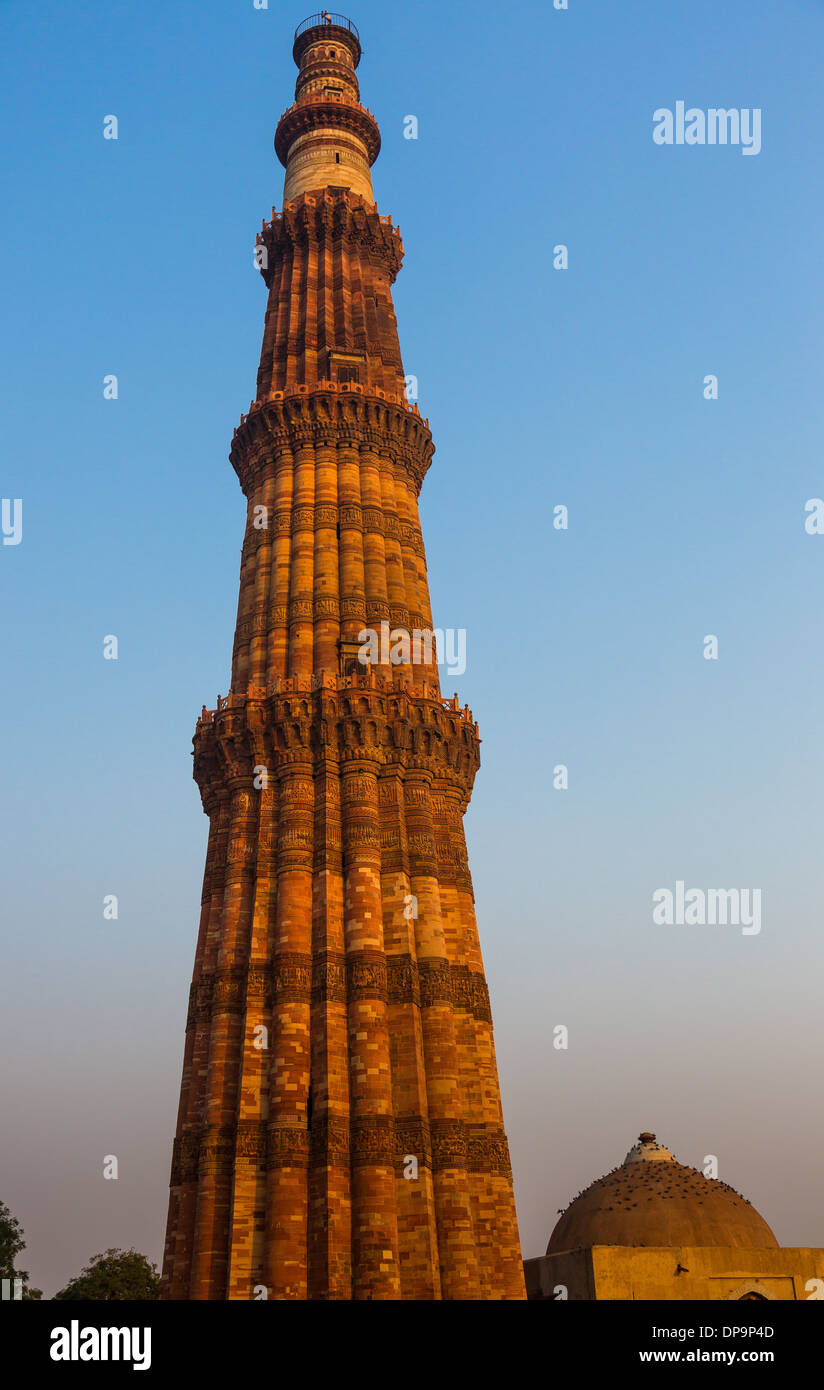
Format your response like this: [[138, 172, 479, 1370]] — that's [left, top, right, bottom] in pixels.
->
[[275, 93, 381, 169], [293, 13, 361, 67], [198, 675, 476, 727]]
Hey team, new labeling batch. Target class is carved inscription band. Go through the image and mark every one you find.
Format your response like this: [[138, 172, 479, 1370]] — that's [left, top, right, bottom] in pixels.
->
[[186, 956, 492, 1026], [170, 1117, 512, 1183]]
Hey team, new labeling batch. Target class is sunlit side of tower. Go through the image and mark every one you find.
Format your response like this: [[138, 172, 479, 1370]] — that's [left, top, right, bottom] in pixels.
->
[[161, 13, 525, 1300]]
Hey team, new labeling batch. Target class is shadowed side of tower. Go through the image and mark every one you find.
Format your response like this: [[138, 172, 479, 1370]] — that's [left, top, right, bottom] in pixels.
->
[[161, 13, 525, 1301]]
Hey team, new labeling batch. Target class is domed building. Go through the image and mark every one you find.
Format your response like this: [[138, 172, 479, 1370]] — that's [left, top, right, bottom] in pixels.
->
[[524, 1132, 824, 1301]]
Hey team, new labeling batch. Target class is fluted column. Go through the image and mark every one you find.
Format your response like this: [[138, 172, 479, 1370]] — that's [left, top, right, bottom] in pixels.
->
[[163, 797, 222, 1296], [312, 439, 340, 674], [405, 769, 478, 1298], [232, 533, 257, 691], [190, 780, 258, 1298], [360, 443, 392, 680], [263, 760, 313, 1298], [248, 474, 275, 690], [379, 769, 441, 1297], [341, 758, 401, 1298], [379, 455, 414, 683], [226, 772, 278, 1297], [287, 443, 316, 676], [307, 753, 351, 1298], [265, 447, 294, 684], [338, 441, 366, 646]]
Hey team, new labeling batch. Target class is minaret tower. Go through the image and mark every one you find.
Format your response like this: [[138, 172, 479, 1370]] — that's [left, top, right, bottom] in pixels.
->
[[162, 12, 525, 1301]]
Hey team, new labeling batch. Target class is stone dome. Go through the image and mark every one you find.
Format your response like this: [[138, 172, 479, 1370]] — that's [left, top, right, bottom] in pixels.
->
[[548, 1132, 778, 1253]]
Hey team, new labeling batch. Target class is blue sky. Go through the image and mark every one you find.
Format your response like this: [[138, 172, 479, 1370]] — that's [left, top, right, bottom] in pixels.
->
[[2, 0, 823, 1293]]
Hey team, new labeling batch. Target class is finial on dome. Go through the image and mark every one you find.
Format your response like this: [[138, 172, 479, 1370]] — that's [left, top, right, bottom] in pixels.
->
[[622, 1132, 676, 1166]]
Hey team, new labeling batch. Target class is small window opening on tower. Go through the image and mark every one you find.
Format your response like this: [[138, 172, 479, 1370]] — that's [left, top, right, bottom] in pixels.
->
[[329, 350, 366, 386], [339, 639, 367, 679], [335, 151, 341, 163]]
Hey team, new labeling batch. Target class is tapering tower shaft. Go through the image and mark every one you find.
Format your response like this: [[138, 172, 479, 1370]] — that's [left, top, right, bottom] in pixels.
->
[[162, 13, 525, 1301]]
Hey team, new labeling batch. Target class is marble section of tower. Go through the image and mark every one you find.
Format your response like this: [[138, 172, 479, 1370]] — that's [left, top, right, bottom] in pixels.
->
[[161, 15, 525, 1300]]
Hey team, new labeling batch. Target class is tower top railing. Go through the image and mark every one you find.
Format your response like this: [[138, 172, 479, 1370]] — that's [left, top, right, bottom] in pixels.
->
[[295, 13, 360, 42]]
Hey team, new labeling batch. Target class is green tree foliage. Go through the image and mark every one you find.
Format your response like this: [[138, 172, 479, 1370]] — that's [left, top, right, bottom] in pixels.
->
[[54, 1248, 161, 1301], [0, 1199, 42, 1299]]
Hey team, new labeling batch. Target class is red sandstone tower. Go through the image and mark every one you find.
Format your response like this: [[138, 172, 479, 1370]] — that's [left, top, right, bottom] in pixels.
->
[[162, 12, 525, 1301]]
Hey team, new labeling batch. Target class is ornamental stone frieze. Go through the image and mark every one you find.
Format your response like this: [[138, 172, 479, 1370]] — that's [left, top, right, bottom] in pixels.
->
[[170, 1117, 512, 1187]]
